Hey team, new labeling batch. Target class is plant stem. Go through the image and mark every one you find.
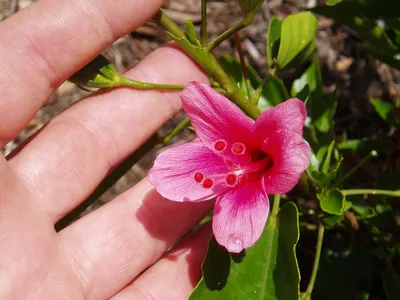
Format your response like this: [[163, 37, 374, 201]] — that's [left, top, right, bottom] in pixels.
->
[[332, 150, 377, 189], [200, 0, 208, 46], [207, 17, 252, 52], [154, 10, 260, 119], [302, 223, 325, 300], [55, 134, 160, 231], [342, 189, 400, 197], [271, 194, 281, 217], [116, 75, 184, 90], [234, 33, 254, 104], [161, 117, 190, 143]]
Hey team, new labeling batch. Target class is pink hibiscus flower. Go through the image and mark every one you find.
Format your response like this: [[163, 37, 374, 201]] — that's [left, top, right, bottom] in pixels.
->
[[148, 81, 310, 253]]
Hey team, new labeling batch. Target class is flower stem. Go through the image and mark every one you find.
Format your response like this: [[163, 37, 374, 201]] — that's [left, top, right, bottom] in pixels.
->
[[154, 9, 260, 120], [341, 189, 400, 197], [271, 194, 281, 217], [332, 150, 377, 189], [116, 75, 184, 90], [200, 0, 208, 46], [302, 223, 325, 300], [234, 33, 254, 104], [161, 117, 190, 143], [207, 16, 252, 52]]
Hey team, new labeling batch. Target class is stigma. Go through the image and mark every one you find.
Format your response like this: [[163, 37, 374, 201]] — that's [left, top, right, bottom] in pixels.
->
[[193, 140, 273, 189]]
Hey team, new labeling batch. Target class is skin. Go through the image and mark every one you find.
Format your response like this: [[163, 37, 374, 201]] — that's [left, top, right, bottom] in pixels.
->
[[0, 0, 213, 299]]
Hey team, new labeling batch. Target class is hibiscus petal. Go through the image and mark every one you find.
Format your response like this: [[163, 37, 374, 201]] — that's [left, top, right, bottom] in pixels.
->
[[252, 98, 306, 146], [261, 129, 310, 195], [181, 82, 253, 152], [212, 180, 269, 253], [148, 141, 228, 202]]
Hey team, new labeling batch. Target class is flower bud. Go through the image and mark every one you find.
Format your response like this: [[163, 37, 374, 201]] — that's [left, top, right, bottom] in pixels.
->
[[69, 54, 119, 89]]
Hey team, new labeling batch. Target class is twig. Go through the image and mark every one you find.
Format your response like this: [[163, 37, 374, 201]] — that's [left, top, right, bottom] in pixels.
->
[[234, 33, 254, 103]]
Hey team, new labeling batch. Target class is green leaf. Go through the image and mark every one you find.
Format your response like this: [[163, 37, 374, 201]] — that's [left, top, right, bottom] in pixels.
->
[[322, 141, 335, 174], [369, 97, 393, 121], [317, 189, 346, 215], [348, 196, 375, 218], [313, 92, 337, 135], [258, 74, 289, 111], [338, 137, 394, 155], [307, 142, 342, 188], [323, 214, 343, 226], [326, 0, 343, 5], [267, 17, 282, 68], [218, 55, 262, 98], [237, 0, 265, 15], [313, 0, 399, 21], [185, 18, 201, 47], [383, 266, 400, 300], [276, 12, 318, 70], [291, 55, 322, 102], [291, 55, 337, 144], [218, 55, 289, 109], [311, 3, 400, 68], [190, 202, 300, 300], [369, 97, 399, 126]]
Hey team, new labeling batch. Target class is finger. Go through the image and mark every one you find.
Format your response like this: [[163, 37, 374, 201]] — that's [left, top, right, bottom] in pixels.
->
[[9, 45, 207, 223], [59, 179, 213, 299], [0, 0, 164, 146], [0, 156, 57, 299], [111, 223, 212, 300]]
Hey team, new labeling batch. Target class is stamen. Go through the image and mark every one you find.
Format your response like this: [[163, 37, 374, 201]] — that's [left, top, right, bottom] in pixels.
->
[[214, 140, 227, 152], [202, 178, 214, 189], [225, 173, 238, 186], [231, 142, 246, 155], [194, 172, 204, 183]]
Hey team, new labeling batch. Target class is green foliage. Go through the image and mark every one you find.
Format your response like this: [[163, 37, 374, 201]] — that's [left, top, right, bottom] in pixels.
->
[[219, 55, 290, 110], [292, 56, 338, 148], [317, 189, 347, 216], [219, 55, 261, 96], [266, 17, 282, 68], [311, 0, 400, 69], [275, 12, 318, 71], [347, 196, 375, 218], [185, 18, 201, 47], [258, 74, 289, 111], [326, 0, 343, 5], [313, 246, 373, 299], [369, 97, 399, 126], [160, 5, 400, 299], [190, 203, 300, 300], [338, 137, 394, 156], [308, 140, 342, 189]]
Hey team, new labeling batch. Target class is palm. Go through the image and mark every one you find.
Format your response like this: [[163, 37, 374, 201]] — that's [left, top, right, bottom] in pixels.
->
[[0, 0, 211, 299]]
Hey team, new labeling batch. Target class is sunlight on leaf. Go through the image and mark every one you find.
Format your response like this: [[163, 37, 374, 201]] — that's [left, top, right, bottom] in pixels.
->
[[190, 203, 300, 300]]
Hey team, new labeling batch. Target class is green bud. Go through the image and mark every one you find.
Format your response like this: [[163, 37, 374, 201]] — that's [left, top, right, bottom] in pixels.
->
[[237, 0, 265, 15], [69, 54, 119, 90]]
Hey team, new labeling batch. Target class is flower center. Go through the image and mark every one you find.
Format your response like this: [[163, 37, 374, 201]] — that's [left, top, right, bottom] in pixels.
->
[[193, 139, 273, 189]]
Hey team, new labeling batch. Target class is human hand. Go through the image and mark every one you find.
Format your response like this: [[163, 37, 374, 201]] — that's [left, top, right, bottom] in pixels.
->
[[0, 0, 212, 299]]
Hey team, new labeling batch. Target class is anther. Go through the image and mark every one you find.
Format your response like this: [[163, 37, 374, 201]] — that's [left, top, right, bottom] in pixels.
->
[[202, 178, 214, 189], [214, 140, 227, 152], [194, 172, 204, 183], [231, 142, 246, 155], [225, 173, 238, 186]]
